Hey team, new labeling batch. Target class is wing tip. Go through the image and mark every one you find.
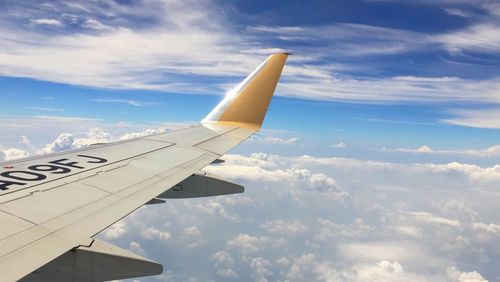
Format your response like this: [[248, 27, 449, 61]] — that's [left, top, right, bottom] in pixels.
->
[[202, 54, 288, 129]]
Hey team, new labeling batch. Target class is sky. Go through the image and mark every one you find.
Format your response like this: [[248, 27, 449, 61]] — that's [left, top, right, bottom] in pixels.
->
[[1, 0, 500, 281]]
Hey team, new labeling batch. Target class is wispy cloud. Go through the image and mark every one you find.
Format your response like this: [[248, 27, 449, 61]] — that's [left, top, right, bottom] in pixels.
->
[[29, 18, 62, 26], [441, 107, 500, 129], [383, 144, 500, 157], [25, 106, 64, 112], [91, 99, 154, 107], [332, 142, 347, 149], [443, 8, 471, 18], [0, 0, 499, 108], [254, 136, 298, 145]]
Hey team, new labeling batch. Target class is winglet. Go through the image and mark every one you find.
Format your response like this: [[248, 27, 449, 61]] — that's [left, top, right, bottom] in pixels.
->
[[202, 53, 289, 130]]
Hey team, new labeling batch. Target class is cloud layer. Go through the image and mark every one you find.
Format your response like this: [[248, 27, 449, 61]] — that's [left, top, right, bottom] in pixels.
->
[[1, 124, 499, 281], [1, 0, 500, 109], [91, 151, 499, 281]]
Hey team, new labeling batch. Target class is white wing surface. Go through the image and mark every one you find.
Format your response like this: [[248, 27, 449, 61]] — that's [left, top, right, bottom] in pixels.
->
[[0, 53, 288, 281]]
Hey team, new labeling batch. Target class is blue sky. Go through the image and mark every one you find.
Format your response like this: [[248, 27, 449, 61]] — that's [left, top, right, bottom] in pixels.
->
[[2, 0, 500, 281], [2, 0, 500, 155]]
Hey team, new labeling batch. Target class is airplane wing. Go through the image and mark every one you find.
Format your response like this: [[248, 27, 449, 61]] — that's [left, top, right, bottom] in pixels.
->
[[0, 53, 288, 281]]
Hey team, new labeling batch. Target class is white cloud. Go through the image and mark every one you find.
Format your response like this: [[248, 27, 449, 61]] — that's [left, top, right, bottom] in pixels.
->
[[354, 260, 424, 282], [206, 154, 348, 201], [41, 133, 75, 154], [471, 222, 500, 241], [211, 250, 238, 278], [42, 150, 500, 280], [0, 0, 260, 92], [471, 222, 500, 235], [410, 211, 460, 228], [260, 220, 308, 236], [19, 136, 31, 146], [1, 0, 500, 110], [278, 75, 500, 104], [315, 218, 374, 241], [340, 243, 422, 264], [140, 226, 171, 241], [128, 241, 147, 257], [227, 233, 269, 254], [384, 144, 500, 157], [3, 128, 500, 280], [181, 226, 206, 247], [385, 145, 433, 153], [443, 8, 471, 18], [92, 99, 153, 107], [258, 136, 298, 145], [102, 220, 128, 239], [282, 253, 318, 281], [442, 107, 500, 129], [30, 18, 62, 26], [1, 148, 29, 161], [435, 23, 500, 54], [40, 127, 111, 154], [447, 266, 487, 282], [332, 142, 346, 149], [118, 128, 165, 140], [250, 257, 273, 282], [25, 106, 64, 112], [82, 19, 112, 31], [196, 200, 239, 221], [423, 162, 500, 184]]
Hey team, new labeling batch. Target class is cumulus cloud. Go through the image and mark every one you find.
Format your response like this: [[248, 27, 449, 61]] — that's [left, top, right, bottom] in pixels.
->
[[196, 200, 239, 221], [181, 226, 206, 248], [78, 150, 500, 280], [118, 128, 165, 140], [102, 220, 128, 239], [41, 133, 75, 154], [447, 266, 488, 282], [260, 220, 308, 236], [315, 218, 374, 241], [0, 126, 174, 159], [128, 241, 147, 257], [206, 153, 348, 201], [3, 126, 498, 281], [354, 260, 426, 282], [472, 222, 500, 235], [227, 233, 269, 254], [40, 127, 111, 154], [211, 250, 238, 278], [140, 226, 171, 242], [250, 257, 273, 282], [0, 148, 29, 161]]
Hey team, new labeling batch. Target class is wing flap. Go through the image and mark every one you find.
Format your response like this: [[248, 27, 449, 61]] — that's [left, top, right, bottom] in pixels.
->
[[21, 239, 162, 282], [158, 171, 244, 199]]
